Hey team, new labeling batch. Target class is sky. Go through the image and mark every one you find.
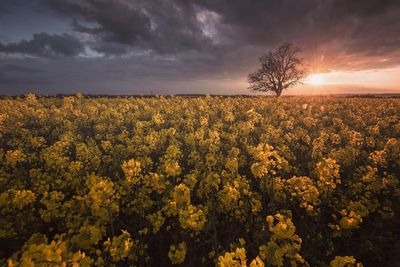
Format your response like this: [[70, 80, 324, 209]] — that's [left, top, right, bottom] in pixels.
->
[[0, 0, 399, 95]]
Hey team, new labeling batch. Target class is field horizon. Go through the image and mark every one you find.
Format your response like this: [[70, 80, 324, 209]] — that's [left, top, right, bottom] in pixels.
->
[[2, 92, 400, 99]]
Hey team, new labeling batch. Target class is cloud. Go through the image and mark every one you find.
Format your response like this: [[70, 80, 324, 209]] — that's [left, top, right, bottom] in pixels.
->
[[0, 32, 84, 57], [38, 0, 399, 69], [3, 0, 398, 63], [45, 0, 216, 55], [0, 0, 399, 94], [198, 0, 400, 68]]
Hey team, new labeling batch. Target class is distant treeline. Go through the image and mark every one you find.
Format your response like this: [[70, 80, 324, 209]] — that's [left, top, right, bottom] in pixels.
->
[[0, 93, 399, 99]]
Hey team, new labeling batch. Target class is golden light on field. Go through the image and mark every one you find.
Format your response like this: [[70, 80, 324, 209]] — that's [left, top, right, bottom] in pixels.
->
[[305, 74, 326, 86]]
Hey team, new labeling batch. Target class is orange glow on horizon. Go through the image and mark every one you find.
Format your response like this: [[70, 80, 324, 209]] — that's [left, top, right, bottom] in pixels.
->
[[284, 66, 400, 95], [305, 74, 326, 86]]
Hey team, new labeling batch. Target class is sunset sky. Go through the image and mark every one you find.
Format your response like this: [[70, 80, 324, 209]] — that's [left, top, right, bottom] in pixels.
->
[[1, 0, 399, 95]]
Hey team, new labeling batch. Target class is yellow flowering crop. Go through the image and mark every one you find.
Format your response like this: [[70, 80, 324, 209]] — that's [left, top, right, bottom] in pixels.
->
[[0, 95, 399, 266]]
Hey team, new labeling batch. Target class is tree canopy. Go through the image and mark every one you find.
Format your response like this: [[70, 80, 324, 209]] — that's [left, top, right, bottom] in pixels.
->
[[248, 43, 307, 96]]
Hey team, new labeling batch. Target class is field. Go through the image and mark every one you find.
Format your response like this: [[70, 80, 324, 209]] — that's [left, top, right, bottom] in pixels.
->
[[0, 95, 399, 266]]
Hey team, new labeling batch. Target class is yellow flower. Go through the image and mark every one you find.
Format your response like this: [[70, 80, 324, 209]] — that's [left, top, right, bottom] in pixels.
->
[[168, 242, 187, 264]]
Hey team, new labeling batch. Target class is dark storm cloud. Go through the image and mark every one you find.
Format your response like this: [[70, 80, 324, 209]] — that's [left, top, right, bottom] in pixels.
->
[[0, 0, 399, 94], [45, 0, 214, 55], [38, 0, 400, 68], [50, 0, 153, 43], [2, 0, 399, 62], [196, 0, 400, 68], [314, 1, 400, 49], [0, 32, 84, 57], [197, 0, 316, 45]]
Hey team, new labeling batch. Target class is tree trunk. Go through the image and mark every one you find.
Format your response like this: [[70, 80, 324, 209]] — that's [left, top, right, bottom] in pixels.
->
[[276, 84, 283, 97]]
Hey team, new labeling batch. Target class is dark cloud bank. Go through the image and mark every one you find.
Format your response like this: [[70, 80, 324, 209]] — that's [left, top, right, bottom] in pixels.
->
[[0, 0, 399, 95]]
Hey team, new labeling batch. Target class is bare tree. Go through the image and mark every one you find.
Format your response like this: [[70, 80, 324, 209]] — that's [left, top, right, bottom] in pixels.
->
[[248, 43, 307, 97]]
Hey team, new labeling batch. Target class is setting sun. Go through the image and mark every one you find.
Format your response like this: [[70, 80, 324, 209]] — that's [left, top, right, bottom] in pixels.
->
[[306, 74, 326, 85]]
